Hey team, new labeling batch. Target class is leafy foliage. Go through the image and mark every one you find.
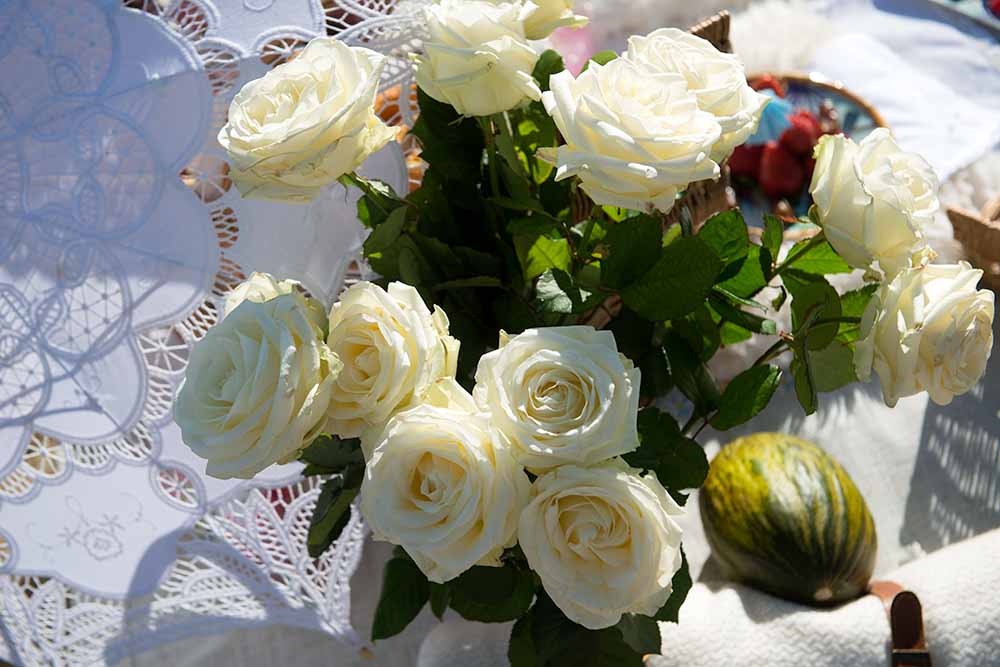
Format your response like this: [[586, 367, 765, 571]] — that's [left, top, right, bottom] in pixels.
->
[[307, 462, 363, 558], [509, 594, 651, 667], [372, 549, 431, 640], [711, 365, 783, 430], [653, 550, 692, 623], [343, 68, 877, 658], [622, 237, 722, 321], [625, 409, 709, 491], [447, 564, 536, 623]]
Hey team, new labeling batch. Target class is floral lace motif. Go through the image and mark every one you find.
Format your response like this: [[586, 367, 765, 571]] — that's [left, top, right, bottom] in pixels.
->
[[0, 0, 419, 664]]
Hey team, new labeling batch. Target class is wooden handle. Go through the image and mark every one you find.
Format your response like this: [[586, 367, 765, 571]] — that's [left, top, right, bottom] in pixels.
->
[[868, 581, 932, 667]]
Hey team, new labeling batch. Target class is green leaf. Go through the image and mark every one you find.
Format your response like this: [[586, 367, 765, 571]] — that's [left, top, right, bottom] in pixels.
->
[[709, 292, 777, 335], [513, 103, 558, 184], [720, 321, 753, 346], [536, 268, 602, 315], [496, 116, 528, 176], [514, 594, 645, 667], [761, 215, 784, 260], [654, 550, 691, 622], [639, 344, 673, 398], [500, 158, 534, 203], [433, 276, 504, 291], [625, 409, 709, 491], [583, 50, 618, 71], [532, 49, 565, 92], [838, 284, 877, 343], [714, 286, 768, 312], [448, 565, 535, 623], [539, 173, 572, 216], [671, 305, 720, 362], [372, 551, 430, 641], [780, 267, 824, 297], [710, 364, 782, 430], [840, 283, 878, 318], [785, 237, 852, 275], [492, 195, 550, 214], [411, 233, 465, 278], [363, 205, 408, 255], [808, 340, 857, 392], [600, 214, 663, 289], [698, 210, 749, 273], [509, 613, 540, 667], [302, 463, 337, 477], [615, 615, 660, 656], [453, 245, 504, 276], [299, 435, 364, 471], [411, 88, 484, 184], [771, 286, 788, 311], [429, 582, 451, 620], [717, 244, 770, 298], [515, 233, 572, 280], [307, 464, 363, 558], [399, 242, 425, 285], [602, 206, 642, 223], [790, 281, 842, 350], [663, 334, 721, 416], [607, 307, 654, 365], [344, 174, 404, 228], [508, 216, 559, 236], [622, 236, 722, 322], [791, 352, 818, 416]]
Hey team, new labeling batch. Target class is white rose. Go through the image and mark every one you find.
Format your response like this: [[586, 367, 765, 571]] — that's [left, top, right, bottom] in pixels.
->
[[360, 387, 531, 583], [218, 38, 396, 203], [521, 0, 588, 40], [518, 460, 684, 629], [224, 272, 298, 317], [625, 28, 769, 162], [810, 129, 939, 277], [325, 281, 459, 438], [175, 292, 341, 479], [473, 326, 640, 471], [539, 58, 721, 213], [855, 261, 994, 407], [415, 0, 542, 117]]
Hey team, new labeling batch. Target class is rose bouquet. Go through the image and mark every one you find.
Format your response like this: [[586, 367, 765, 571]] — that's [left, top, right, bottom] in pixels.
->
[[175, 3, 994, 664]]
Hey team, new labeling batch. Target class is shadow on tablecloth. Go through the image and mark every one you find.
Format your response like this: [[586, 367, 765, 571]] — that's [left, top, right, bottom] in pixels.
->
[[900, 322, 1000, 552]]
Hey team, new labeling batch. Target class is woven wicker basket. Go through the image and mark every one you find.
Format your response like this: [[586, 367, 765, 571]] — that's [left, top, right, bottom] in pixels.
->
[[948, 198, 1000, 293]]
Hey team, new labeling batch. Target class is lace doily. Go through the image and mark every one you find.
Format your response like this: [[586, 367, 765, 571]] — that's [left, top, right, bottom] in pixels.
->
[[0, 1, 417, 664]]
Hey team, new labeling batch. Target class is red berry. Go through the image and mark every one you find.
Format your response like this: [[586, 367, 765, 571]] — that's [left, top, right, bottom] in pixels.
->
[[729, 144, 763, 180], [751, 74, 786, 98], [759, 141, 805, 199], [780, 110, 823, 157], [989, 0, 1000, 18]]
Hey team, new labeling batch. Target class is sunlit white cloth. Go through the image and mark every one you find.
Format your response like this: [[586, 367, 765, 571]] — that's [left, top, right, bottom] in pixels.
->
[[0, 1, 416, 665], [652, 528, 1000, 667]]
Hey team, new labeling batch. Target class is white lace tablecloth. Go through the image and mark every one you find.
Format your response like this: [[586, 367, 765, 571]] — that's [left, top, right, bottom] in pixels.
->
[[0, 1, 419, 664]]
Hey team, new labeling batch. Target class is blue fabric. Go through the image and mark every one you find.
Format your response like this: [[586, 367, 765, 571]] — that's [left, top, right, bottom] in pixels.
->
[[745, 90, 793, 146]]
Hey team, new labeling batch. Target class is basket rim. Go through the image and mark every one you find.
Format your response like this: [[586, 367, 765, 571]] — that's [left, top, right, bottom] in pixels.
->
[[746, 70, 888, 131]]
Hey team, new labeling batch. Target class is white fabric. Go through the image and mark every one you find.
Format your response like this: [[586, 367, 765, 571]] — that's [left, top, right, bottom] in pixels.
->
[[808, 31, 1000, 181], [0, 1, 417, 665], [414, 529, 1000, 667], [653, 527, 1000, 667]]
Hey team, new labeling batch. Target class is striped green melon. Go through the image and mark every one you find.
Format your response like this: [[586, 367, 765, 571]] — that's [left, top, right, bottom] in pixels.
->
[[699, 433, 877, 605]]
